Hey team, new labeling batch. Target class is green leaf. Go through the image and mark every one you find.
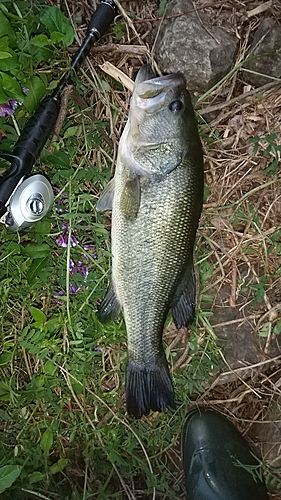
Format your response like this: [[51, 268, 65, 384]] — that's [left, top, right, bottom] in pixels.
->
[[28, 471, 45, 484], [44, 360, 56, 375], [0, 53, 18, 72], [28, 44, 54, 62], [34, 219, 52, 235], [29, 306, 47, 324], [34, 375, 45, 388], [274, 320, 281, 335], [26, 256, 49, 284], [0, 409, 11, 421], [21, 243, 51, 259], [0, 51, 12, 59], [39, 7, 74, 47], [112, 23, 125, 41], [50, 31, 65, 44], [0, 12, 16, 46], [0, 36, 9, 50], [0, 88, 8, 104], [0, 381, 12, 402], [101, 79, 110, 92], [42, 150, 70, 169], [0, 351, 13, 368], [63, 126, 79, 139], [45, 318, 60, 333], [39, 347, 49, 360], [0, 465, 22, 494], [60, 168, 74, 178], [23, 75, 46, 113], [158, 0, 168, 16], [49, 458, 68, 475], [31, 34, 50, 47], [0, 72, 23, 100], [40, 429, 53, 453]]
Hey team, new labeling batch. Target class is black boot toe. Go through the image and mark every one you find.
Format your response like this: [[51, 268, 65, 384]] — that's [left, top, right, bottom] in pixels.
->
[[182, 408, 268, 500]]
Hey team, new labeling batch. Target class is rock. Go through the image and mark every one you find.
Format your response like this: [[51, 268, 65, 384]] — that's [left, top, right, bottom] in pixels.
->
[[243, 18, 281, 87], [209, 275, 280, 379], [154, 0, 239, 93], [253, 397, 281, 467]]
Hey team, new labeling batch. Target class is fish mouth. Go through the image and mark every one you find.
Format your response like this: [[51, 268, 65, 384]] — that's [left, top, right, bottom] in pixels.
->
[[133, 65, 186, 112]]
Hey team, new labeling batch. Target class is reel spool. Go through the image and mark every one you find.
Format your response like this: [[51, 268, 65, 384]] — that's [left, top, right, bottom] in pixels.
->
[[4, 174, 54, 233]]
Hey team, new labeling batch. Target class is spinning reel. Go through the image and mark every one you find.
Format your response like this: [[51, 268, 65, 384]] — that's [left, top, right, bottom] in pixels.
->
[[0, 0, 117, 233]]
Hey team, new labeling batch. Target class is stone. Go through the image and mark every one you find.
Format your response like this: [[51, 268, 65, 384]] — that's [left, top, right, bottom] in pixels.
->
[[243, 18, 281, 87], [154, 0, 239, 93], [209, 274, 280, 379], [253, 398, 281, 467]]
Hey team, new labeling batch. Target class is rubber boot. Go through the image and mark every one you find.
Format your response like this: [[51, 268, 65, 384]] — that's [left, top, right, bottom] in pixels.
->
[[181, 408, 268, 500]]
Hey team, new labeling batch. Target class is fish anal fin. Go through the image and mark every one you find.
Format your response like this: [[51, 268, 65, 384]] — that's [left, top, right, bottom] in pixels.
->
[[96, 178, 115, 212], [125, 354, 176, 418], [120, 176, 140, 221], [171, 261, 196, 329], [97, 283, 121, 323]]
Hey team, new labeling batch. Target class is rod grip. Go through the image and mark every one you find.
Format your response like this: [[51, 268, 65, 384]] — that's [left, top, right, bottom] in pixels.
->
[[88, 0, 117, 38], [14, 97, 60, 161]]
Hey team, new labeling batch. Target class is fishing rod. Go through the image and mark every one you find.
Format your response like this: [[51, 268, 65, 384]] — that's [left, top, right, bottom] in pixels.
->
[[0, 0, 117, 233]]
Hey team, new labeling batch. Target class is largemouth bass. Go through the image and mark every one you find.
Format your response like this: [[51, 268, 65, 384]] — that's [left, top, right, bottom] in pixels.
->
[[97, 65, 203, 418]]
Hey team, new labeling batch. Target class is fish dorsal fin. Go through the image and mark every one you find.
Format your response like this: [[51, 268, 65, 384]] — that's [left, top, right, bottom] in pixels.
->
[[120, 176, 140, 221], [96, 178, 115, 212]]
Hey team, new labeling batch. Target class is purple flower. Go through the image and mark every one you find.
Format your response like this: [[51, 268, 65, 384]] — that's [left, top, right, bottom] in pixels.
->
[[54, 186, 66, 195], [53, 290, 66, 305], [69, 284, 82, 295], [56, 234, 68, 248], [76, 261, 88, 279], [9, 100, 17, 111], [0, 101, 17, 117], [56, 232, 78, 248], [95, 346, 103, 353], [0, 88, 29, 117], [69, 258, 75, 272], [83, 244, 95, 251], [54, 223, 92, 302], [83, 244, 98, 261], [53, 188, 68, 213], [54, 282, 83, 303], [69, 258, 89, 279], [70, 234, 78, 247]]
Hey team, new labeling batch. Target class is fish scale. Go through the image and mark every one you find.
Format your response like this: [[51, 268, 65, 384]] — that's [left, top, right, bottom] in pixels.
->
[[114, 161, 198, 358], [97, 65, 203, 418]]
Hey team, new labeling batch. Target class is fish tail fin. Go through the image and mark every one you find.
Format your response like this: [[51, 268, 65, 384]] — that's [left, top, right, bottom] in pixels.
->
[[125, 354, 176, 418]]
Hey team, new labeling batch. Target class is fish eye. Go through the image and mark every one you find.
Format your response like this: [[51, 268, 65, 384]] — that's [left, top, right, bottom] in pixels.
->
[[169, 100, 183, 113]]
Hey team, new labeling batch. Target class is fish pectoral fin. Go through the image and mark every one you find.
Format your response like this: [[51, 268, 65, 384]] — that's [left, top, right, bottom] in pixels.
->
[[170, 261, 196, 329], [97, 283, 121, 322], [120, 176, 140, 221], [96, 178, 115, 212]]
